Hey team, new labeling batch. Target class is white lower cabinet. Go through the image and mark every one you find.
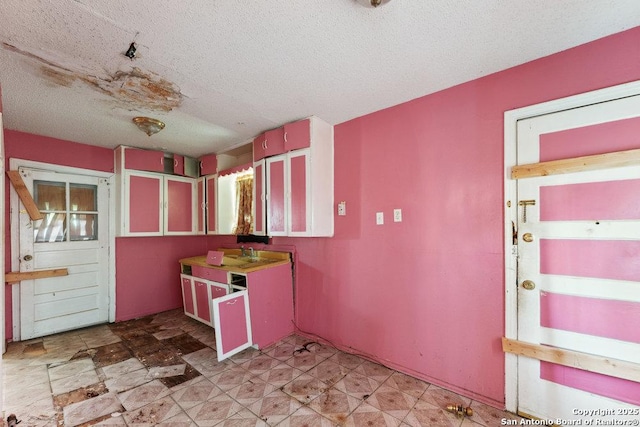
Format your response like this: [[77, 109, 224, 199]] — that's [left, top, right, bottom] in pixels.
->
[[212, 291, 252, 361], [180, 274, 228, 327]]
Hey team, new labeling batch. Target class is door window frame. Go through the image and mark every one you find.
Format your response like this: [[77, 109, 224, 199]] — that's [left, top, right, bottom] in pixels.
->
[[9, 158, 115, 341], [503, 80, 640, 413]]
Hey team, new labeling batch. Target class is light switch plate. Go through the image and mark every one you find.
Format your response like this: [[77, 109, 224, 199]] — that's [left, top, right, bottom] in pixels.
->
[[338, 201, 346, 216], [376, 212, 384, 225], [394, 208, 402, 222]]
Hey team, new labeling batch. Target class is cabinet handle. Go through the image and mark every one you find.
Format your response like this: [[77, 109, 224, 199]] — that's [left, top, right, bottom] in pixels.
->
[[174, 159, 178, 167], [263, 139, 267, 150], [200, 161, 203, 170], [284, 132, 288, 143], [226, 299, 237, 305]]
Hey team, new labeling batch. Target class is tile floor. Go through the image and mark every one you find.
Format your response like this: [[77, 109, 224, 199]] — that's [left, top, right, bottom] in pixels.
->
[[2, 309, 524, 426]]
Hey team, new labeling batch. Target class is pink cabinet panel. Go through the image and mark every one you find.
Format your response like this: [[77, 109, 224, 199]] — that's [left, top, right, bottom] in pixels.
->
[[181, 276, 195, 317], [213, 291, 252, 361], [123, 147, 165, 172], [206, 175, 217, 234], [194, 280, 211, 324], [267, 156, 286, 235], [253, 133, 266, 161], [210, 283, 228, 299], [284, 119, 311, 151], [253, 128, 285, 161], [192, 265, 228, 283], [246, 263, 294, 348], [128, 173, 162, 234], [199, 154, 218, 176], [289, 152, 308, 233], [165, 177, 195, 234], [173, 154, 185, 176], [264, 127, 285, 158], [253, 161, 265, 235]]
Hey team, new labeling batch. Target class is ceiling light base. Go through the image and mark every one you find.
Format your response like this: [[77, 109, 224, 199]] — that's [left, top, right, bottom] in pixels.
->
[[132, 116, 165, 136]]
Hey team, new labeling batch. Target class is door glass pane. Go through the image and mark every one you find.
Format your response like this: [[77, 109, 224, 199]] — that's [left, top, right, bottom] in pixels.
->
[[70, 184, 97, 211], [70, 214, 98, 241], [34, 213, 67, 242], [34, 181, 65, 211]]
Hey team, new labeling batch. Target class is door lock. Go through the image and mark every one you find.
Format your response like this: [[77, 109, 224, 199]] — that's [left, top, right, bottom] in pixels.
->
[[522, 280, 536, 290], [522, 233, 534, 242], [23, 255, 33, 261]]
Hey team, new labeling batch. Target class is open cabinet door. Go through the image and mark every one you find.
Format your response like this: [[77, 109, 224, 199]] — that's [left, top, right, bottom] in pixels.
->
[[212, 291, 252, 361]]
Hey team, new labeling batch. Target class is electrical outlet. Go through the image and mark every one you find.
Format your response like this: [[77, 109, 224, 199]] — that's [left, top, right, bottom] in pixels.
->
[[394, 208, 402, 222], [376, 212, 384, 225], [338, 201, 346, 216]]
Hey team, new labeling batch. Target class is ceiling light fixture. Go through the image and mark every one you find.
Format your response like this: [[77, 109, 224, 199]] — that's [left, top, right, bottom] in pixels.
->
[[369, 0, 391, 7], [132, 116, 165, 136]]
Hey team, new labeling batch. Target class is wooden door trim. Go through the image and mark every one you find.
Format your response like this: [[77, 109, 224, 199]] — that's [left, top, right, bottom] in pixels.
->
[[503, 80, 640, 413], [8, 158, 115, 341]]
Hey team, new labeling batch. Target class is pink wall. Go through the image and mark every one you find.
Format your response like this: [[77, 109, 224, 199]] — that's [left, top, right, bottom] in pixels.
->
[[218, 26, 640, 407], [115, 236, 210, 321], [2, 26, 640, 408]]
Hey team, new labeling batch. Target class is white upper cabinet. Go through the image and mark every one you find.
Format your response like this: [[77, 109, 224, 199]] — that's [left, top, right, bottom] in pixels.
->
[[254, 117, 333, 237]]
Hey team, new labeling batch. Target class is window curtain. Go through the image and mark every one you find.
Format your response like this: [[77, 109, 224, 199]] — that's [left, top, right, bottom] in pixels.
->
[[233, 175, 253, 235]]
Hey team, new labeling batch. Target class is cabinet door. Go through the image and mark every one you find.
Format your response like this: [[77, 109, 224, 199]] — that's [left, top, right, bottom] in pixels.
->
[[199, 154, 218, 176], [253, 160, 266, 235], [196, 177, 206, 234], [164, 176, 196, 235], [284, 119, 311, 151], [125, 171, 163, 235], [266, 155, 287, 236], [123, 147, 165, 172], [173, 154, 185, 176], [181, 275, 196, 318], [264, 127, 285, 158], [210, 282, 228, 299], [205, 175, 217, 234], [194, 279, 212, 325], [212, 291, 252, 361], [288, 150, 311, 235], [253, 133, 267, 162]]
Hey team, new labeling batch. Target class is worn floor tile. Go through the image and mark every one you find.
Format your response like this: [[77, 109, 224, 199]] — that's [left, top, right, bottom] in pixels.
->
[[344, 401, 403, 426], [307, 387, 362, 425], [248, 389, 304, 426], [171, 378, 223, 410], [117, 379, 171, 411], [186, 393, 243, 426], [62, 392, 123, 426], [122, 395, 184, 425], [364, 384, 419, 421]]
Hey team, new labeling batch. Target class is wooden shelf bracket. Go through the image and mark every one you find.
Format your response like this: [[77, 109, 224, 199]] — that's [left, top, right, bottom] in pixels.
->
[[502, 337, 640, 383], [6, 170, 43, 220], [510, 148, 640, 179]]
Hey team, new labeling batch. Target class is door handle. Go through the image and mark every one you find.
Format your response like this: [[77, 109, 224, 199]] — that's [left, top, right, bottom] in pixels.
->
[[522, 280, 536, 290], [23, 255, 33, 261]]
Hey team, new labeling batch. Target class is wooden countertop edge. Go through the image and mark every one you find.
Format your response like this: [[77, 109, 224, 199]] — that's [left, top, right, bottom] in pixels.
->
[[178, 256, 290, 274]]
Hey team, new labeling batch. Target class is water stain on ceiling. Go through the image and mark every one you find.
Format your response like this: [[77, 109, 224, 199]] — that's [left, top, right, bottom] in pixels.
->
[[3, 42, 183, 112]]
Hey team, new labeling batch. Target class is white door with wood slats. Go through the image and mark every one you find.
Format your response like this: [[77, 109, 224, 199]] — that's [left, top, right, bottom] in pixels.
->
[[18, 168, 110, 339], [515, 94, 640, 420]]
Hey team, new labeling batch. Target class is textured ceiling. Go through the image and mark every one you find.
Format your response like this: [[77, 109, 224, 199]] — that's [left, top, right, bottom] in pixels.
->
[[1, 0, 639, 158]]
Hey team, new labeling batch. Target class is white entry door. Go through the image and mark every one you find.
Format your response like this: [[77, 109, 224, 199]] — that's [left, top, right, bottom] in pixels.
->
[[516, 95, 640, 420], [18, 168, 110, 340]]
